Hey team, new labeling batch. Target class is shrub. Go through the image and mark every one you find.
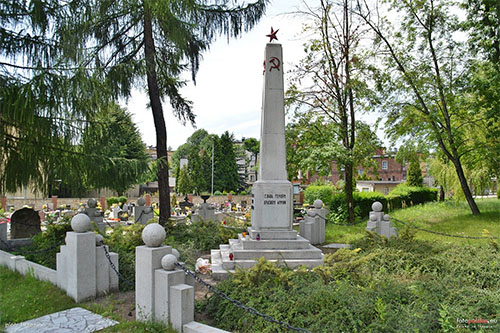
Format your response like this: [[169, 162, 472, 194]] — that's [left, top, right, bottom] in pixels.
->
[[214, 190, 223, 196], [304, 184, 337, 206], [106, 196, 128, 208], [497, 187, 500, 199], [239, 191, 247, 195], [386, 184, 438, 210], [353, 191, 387, 218]]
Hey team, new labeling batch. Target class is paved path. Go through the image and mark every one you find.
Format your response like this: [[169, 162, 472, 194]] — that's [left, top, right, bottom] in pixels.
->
[[5, 307, 118, 332]]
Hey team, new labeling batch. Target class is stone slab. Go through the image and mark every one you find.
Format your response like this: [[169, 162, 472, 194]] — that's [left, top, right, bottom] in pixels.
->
[[322, 243, 352, 249], [170, 284, 194, 332], [239, 234, 311, 250], [247, 228, 297, 240], [232, 246, 323, 260], [183, 321, 230, 333], [232, 258, 324, 269], [5, 307, 118, 332]]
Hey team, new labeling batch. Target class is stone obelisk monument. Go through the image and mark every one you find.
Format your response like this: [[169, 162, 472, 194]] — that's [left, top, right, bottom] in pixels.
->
[[211, 31, 323, 278]]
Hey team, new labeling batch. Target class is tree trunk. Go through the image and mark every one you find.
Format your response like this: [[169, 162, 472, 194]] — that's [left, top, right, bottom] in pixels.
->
[[344, 161, 355, 224], [144, 7, 171, 225], [451, 157, 481, 215]]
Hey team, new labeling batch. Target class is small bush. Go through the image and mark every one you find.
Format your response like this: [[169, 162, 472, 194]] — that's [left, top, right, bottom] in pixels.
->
[[497, 187, 500, 199], [239, 191, 247, 195], [304, 184, 337, 206], [214, 190, 223, 196]]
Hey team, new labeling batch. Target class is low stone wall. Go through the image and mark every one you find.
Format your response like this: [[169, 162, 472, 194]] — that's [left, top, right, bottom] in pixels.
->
[[3, 195, 253, 211], [0, 249, 57, 284]]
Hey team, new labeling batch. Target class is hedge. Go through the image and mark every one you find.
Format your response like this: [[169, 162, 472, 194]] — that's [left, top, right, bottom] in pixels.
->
[[304, 185, 337, 206], [328, 185, 438, 221]]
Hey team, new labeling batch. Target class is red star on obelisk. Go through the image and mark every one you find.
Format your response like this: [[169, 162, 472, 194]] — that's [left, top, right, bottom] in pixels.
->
[[266, 27, 279, 43]]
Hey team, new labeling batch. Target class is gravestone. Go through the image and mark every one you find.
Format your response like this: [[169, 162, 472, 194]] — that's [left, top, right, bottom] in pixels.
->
[[134, 197, 154, 225], [191, 195, 216, 222], [111, 205, 122, 219], [10, 207, 41, 239], [299, 199, 326, 245], [211, 36, 323, 277], [366, 201, 398, 238], [84, 198, 105, 232]]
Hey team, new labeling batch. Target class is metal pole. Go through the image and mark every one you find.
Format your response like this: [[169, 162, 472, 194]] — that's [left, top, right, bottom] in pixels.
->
[[211, 139, 214, 195]]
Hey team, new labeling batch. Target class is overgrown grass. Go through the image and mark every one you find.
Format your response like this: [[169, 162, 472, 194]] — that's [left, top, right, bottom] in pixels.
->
[[324, 198, 500, 245], [203, 235, 500, 332], [0, 266, 175, 332]]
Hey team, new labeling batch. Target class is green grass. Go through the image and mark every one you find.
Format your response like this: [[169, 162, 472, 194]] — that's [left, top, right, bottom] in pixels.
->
[[0, 266, 175, 332], [324, 198, 500, 245]]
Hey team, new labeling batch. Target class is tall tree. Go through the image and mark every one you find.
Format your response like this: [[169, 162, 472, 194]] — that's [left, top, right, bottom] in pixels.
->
[[243, 137, 259, 181], [82, 103, 149, 195], [214, 131, 239, 192], [357, 0, 482, 214], [286, 0, 376, 223], [51, 0, 268, 225]]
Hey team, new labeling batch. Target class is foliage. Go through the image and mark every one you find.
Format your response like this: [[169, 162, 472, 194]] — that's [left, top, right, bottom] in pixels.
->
[[106, 196, 128, 209], [286, 0, 381, 224], [105, 223, 146, 291], [303, 184, 337, 206], [498, 187, 500, 199], [203, 238, 500, 332], [82, 104, 150, 195], [406, 158, 423, 187], [214, 190, 223, 196], [0, 267, 75, 326], [16, 220, 72, 270], [176, 165, 193, 196], [357, 0, 482, 215], [386, 184, 438, 211], [214, 131, 239, 193]]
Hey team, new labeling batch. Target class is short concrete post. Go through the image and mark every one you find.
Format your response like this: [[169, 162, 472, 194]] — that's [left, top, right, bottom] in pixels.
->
[[170, 284, 194, 332], [1, 195, 6, 211], [136, 223, 170, 321], [145, 194, 151, 206], [51, 196, 58, 210]]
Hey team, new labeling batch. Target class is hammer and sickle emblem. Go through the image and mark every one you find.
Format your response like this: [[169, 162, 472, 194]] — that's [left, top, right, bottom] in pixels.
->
[[269, 57, 280, 72]]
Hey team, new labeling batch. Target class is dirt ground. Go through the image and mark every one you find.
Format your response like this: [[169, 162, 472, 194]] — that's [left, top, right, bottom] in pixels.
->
[[85, 272, 217, 323]]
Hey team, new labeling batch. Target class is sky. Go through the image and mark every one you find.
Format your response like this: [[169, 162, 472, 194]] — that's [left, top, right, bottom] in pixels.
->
[[123, 0, 380, 150], [123, 0, 314, 150]]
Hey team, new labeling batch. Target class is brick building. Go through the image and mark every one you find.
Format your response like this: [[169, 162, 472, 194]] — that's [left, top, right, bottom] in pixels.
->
[[302, 148, 408, 185]]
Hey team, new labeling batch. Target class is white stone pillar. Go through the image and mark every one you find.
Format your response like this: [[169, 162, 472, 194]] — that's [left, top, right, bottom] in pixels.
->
[[135, 223, 170, 321], [64, 231, 96, 302]]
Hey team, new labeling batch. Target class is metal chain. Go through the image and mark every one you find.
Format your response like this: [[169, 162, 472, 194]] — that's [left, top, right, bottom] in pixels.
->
[[102, 245, 135, 288], [175, 262, 311, 333], [391, 217, 498, 240]]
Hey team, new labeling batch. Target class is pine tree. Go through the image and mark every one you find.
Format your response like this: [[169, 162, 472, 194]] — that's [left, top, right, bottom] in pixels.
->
[[407, 158, 424, 187], [0, 0, 269, 225]]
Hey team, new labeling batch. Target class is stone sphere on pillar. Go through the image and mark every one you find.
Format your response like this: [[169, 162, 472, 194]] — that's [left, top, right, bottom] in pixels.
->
[[137, 197, 146, 206], [87, 198, 97, 208], [71, 214, 91, 233], [171, 248, 180, 260], [313, 199, 323, 209], [141, 223, 166, 247], [95, 234, 104, 246], [383, 214, 391, 221], [161, 254, 178, 271], [372, 201, 383, 212]]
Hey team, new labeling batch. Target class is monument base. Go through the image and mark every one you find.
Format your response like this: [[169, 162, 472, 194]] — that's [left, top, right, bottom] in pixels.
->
[[210, 233, 323, 279]]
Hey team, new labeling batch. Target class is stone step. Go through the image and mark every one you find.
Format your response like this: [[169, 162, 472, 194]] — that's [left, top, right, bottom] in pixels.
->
[[232, 246, 323, 260], [247, 228, 298, 240], [238, 234, 311, 250], [218, 245, 234, 270], [210, 250, 234, 280], [233, 258, 324, 269]]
